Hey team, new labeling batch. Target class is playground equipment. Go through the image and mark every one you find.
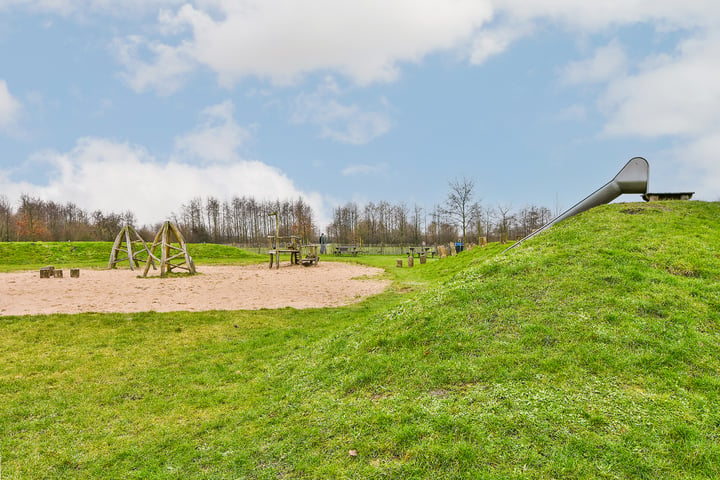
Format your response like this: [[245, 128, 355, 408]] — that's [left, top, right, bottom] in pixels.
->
[[506, 157, 649, 252], [266, 211, 319, 268], [108, 225, 156, 271], [300, 244, 320, 266], [142, 221, 196, 277], [267, 234, 301, 268]]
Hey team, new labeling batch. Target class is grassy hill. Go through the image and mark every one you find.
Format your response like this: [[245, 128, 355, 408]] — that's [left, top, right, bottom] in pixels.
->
[[1, 201, 719, 478], [0, 241, 266, 271]]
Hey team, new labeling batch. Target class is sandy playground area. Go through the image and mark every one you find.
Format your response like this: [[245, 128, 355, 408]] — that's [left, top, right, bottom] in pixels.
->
[[0, 262, 390, 316]]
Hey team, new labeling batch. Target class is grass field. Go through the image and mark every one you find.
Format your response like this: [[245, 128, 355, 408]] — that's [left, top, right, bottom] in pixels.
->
[[0, 242, 267, 272], [1, 201, 720, 478]]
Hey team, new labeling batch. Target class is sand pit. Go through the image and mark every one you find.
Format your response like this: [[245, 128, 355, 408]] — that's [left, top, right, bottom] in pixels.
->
[[0, 262, 390, 316]]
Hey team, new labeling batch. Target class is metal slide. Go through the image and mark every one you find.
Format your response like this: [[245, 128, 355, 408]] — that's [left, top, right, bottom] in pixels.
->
[[504, 156, 649, 252]]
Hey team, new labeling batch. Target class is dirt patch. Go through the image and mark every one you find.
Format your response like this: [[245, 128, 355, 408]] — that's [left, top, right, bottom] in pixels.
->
[[0, 263, 390, 316], [621, 204, 670, 215], [621, 207, 648, 215]]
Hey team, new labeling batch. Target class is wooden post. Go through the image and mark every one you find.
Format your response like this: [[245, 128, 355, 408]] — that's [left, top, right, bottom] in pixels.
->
[[124, 227, 134, 268], [70, 268, 80, 278], [143, 226, 163, 277], [160, 223, 169, 277], [54, 269, 63, 278], [396, 259, 403, 267], [40, 267, 51, 278], [108, 228, 123, 268], [167, 222, 195, 274], [269, 211, 280, 269], [420, 254, 427, 264], [407, 256, 414, 267]]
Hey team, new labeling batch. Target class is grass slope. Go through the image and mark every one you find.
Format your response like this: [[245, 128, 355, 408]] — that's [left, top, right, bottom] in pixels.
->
[[1, 201, 720, 478], [0, 242, 265, 271]]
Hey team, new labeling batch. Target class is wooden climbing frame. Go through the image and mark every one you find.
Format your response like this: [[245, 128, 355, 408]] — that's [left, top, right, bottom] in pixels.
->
[[108, 225, 156, 271], [142, 221, 196, 278]]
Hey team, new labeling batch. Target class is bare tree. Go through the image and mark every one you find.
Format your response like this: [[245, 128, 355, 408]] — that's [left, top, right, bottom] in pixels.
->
[[494, 203, 514, 244], [16, 194, 48, 240], [469, 202, 484, 243], [442, 176, 478, 244], [517, 205, 552, 237], [0, 194, 11, 241]]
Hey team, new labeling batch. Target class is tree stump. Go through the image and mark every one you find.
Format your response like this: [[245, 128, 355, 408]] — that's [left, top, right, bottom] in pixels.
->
[[480, 236, 487, 247], [396, 259, 403, 267], [407, 256, 414, 267], [420, 254, 427, 264], [70, 268, 80, 278], [54, 269, 63, 278], [39, 267, 52, 278]]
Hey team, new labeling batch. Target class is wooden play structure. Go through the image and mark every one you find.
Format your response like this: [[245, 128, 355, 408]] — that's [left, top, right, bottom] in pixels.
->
[[142, 221, 196, 277], [266, 211, 319, 268], [300, 244, 320, 266], [267, 234, 302, 268], [108, 225, 156, 271]]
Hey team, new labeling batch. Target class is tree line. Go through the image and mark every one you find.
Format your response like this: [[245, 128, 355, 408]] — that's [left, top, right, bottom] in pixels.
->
[[0, 194, 317, 245], [326, 177, 554, 246], [0, 194, 139, 242], [1, 179, 555, 246], [326, 201, 553, 245], [172, 196, 315, 245]]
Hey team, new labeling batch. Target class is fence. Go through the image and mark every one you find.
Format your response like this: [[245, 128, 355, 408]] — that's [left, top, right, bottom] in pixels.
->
[[234, 243, 441, 256]]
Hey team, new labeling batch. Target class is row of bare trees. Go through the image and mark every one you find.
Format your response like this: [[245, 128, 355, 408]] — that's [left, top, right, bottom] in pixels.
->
[[0, 194, 317, 245], [327, 201, 552, 245], [0, 194, 136, 242], [327, 177, 554, 245], [1, 179, 555, 246], [171, 196, 315, 245]]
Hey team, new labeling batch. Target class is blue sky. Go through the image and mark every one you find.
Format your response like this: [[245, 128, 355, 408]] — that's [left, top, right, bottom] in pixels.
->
[[0, 1, 718, 227]]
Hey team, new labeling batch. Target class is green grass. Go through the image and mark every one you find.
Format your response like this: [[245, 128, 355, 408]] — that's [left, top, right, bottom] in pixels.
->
[[0, 242, 266, 271], [2, 201, 720, 478]]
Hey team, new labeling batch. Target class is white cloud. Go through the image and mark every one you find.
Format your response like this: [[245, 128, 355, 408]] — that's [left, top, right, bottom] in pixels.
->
[[470, 23, 532, 64], [662, 134, 720, 201], [621, 136, 720, 203], [174, 100, 250, 162], [118, 0, 494, 89], [7, 0, 720, 204], [599, 34, 720, 138], [110, 1, 720, 91], [0, 0, 185, 18], [291, 77, 392, 144], [0, 137, 326, 226], [341, 163, 388, 176], [7, 0, 720, 94], [0, 80, 21, 131], [572, 32, 720, 199], [113, 35, 196, 95], [562, 40, 628, 85], [493, 0, 720, 31]]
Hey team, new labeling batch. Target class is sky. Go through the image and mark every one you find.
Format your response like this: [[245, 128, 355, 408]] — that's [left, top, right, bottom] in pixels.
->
[[0, 1, 719, 228]]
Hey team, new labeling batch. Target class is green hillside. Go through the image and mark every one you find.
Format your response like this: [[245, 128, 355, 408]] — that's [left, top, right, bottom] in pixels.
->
[[1, 201, 719, 478], [0, 241, 265, 271]]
